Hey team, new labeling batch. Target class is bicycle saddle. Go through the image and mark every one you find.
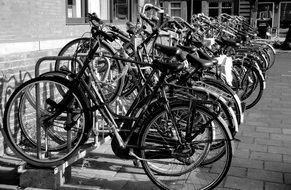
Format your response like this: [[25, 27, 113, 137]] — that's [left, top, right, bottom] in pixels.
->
[[155, 43, 182, 56], [186, 54, 213, 69], [153, 59, 184, 73], [216, 37, 240, 47], [197, 49, 218, 65], [177, 45, 196, 54], [155, 43, 187, 61]]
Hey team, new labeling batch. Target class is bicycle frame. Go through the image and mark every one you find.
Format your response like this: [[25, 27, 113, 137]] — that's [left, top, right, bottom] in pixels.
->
[[49, 12, 234, 155]]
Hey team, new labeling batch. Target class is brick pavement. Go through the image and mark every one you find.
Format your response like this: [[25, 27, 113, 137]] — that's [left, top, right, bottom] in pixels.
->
[[1, 52, 291, 190], [58, 52, 291, 190]]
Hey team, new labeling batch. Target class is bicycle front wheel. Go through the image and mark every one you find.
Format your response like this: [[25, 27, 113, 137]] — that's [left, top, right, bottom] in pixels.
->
[[3, 76, 92, 167], [236, 65, 265, 109], [56, 37, 125, 103]]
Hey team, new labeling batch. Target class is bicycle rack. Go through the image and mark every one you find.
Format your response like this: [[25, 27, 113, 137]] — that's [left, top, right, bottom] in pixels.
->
[[18, 56, 122, 189]]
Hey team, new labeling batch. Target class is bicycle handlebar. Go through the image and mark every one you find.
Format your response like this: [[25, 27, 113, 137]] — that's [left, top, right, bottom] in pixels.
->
[[142, 3, 164, 14], [87, 13, 104, 27]]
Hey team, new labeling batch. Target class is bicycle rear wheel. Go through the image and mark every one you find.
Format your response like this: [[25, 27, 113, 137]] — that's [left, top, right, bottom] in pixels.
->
[[139, 102, 233, 190], [3, 76, 92, 167]]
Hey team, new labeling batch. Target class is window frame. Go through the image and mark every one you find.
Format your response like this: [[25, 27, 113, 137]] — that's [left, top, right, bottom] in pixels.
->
[[66, 0, 131, 25], [208, 1, 233, 17], [66, 0, 88, 25], [221, 2, 232, 15], [209, 2, 219, 17], [278, 1, 291, 29], [112, 0, 130, 23], [170, 1, 182, 17]]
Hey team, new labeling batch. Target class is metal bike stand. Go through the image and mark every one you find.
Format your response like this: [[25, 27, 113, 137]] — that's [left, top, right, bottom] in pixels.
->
[[18, 56, 113, 189]]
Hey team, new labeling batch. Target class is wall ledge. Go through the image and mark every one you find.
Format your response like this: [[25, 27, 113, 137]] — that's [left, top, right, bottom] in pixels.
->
[[0, 38, 75, 55]]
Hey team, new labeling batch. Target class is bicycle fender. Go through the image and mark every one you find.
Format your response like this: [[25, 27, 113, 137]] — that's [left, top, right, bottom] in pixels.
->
[[216, 115, 235, 155], [192, 85, 239, 134]]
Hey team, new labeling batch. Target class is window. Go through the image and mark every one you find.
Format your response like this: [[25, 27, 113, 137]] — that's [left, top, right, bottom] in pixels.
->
[[279, 2, 291, 29], [89, 0, 110, 20], [258, 2, 274, 28], [66, 0, 88, 24], [66, 0, 130, 24], [170, 2, 182, 17], [209, 2, 219, 17], [208, 1, 232, 17], [221, 2, 232, 15], [113, 0, 129, 20]]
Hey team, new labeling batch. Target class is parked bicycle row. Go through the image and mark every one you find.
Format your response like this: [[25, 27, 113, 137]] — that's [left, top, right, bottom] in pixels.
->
[[2, 3, 276, 190]]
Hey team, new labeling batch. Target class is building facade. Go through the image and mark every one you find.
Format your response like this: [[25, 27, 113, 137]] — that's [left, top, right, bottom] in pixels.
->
[[160, 0, 291, 37], [253, 0, 291, 36], [159, 0, 240, 22]]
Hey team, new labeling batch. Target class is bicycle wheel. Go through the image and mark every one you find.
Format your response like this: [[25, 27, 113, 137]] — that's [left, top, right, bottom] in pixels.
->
[[235, 63, 265, 110], [264, 43, 276, 70], [172, 90, 236, 165], [252, 41, 276, 70], [57, 37, 125, 103], [17, 71, 81, 151], [139, 101, 211, 175], [3, 76, 92, 167], [139, 102, 233, 190]]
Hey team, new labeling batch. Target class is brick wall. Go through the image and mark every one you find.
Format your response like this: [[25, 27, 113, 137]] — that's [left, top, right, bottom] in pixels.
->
[[0, 0, 89, 156], [0, 0, 90, 43], [0, 48, 61, 156]]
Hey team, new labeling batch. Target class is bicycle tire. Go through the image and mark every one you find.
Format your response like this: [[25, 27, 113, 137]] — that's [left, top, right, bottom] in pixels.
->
[[139, 101, 211, 174], [233, 61, 265, 109], [56, 37, 125, 104], [17, 71, 84, 151], [3, 76, 92, 167], [139, 101, 233, 190], [241, 67, 264, 109]]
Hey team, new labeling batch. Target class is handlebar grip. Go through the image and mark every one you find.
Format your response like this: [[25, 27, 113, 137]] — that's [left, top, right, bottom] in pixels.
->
[[140, 13, 155, 28], [87, 13, 103, 25]]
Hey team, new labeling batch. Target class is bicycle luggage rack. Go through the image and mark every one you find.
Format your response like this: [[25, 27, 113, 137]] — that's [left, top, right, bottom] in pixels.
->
[[17, 56, 118, 189]]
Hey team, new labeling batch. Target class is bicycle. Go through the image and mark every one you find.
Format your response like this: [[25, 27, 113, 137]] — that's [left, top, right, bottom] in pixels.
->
[[3, 47, 234, 190], [3, 5, 238, 189], [3, 12, 236, 190]]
